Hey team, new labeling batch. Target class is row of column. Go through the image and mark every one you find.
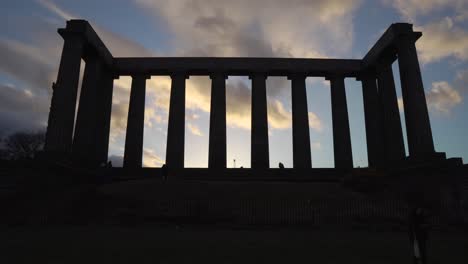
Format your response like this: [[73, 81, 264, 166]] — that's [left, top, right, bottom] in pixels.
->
[[44, 32, 116, 167], [45, 26, 435, 169], [360, 32, 435, 168], [121, 72, 354, 169], [42, 29, 350, 169]]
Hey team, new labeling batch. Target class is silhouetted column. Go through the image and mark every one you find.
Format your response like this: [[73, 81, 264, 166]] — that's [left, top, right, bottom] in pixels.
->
[[208, 72, 227, 168], [328, 75, 353, 169], [45, 33, 84, 153], [358, 72, 385, 168], [396, 33, 435, 158], [95, 69, 116, 165], [166, 72, 187, 169], [377, 64, 406, 164], [289, 73, 312, 168], [72, 55, 103, 165], [250, 73, 269, 169], [123, 75, 149, 168]]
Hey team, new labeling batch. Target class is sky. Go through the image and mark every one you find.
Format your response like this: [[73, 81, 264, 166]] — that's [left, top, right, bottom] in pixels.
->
[[1, 0, 467, 168]]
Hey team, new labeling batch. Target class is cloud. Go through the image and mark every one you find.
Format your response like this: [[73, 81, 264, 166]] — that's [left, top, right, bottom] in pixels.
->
[[0, 0, 159, 141], [37, 0, 155, 57], [225, 79, 252, 129], [147, 76, 323, 132], [110, 149, 164, 168], [311, 141, 322, 150], [2, 0, 331, 149], [144, 92, 166, 128], [109, 101, 129, 143], [415, 18, 468, 63], [186, 112, 200, 121], [187, 123, 203, 136], [143, 148, 164, 167], [455, 68, 468, 94], [129, 0, 344, 132], [0, 84, 49, 135], [43, 0, 161, 142], [135, 0, 361, 58], [384, 1, 468, 63], [383, 0, 468, 21], [267, 100, 291, 129], [423, 70, 467, 115], [426, 81, 462, 114], [95, 28, 155, 57], [32, 0, 330, 139], [308, 112, 323, 132], [36, 0, 74, 21], [108, 80, 131, 143], [0, 38, 57, 91], [398, 79, 463, 115]]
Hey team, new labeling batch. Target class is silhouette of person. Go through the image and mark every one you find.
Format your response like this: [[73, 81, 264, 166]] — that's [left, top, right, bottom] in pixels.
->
[[409, 207, 429, 264], [279, 162, 285, 169], [161, 164, 168, 182], [99, 161, 113, 184]]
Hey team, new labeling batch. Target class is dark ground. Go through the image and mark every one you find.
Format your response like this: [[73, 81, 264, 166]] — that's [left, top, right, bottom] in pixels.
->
[[2, 226, 468, 263], [2, 165, 468, 263]]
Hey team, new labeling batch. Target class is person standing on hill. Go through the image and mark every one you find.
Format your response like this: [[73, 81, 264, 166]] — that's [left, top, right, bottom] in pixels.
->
[[409, 207, 429, 264], [161, 164, 168, 182]]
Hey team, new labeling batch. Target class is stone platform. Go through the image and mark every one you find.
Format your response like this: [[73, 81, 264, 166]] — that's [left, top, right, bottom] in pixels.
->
[[2, 165, 468, 263], [2, 166, 465, 228], [3, 226, 468, 263]]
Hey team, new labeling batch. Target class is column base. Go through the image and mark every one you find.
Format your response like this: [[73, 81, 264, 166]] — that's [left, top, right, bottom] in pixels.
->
[[72, 155, 104, 169], [37, 150, 104, 168], [403, 152, 464, 167], [35, 150, 73, 167]]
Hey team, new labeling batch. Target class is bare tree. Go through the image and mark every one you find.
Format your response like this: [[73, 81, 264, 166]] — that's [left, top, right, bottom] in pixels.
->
[[1, 131, 45, 160]]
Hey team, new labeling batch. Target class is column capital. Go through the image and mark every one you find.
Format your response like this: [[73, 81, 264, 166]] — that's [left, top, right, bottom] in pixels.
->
[[170, 71, 189, 79], [248, 71, 268, 80], [394, 32, 423, 57], [209, 71, 228, 80], [391, 23, 422, 40], [287, 72, 307, 80], [59, 20, 89, 34], [395, 31, 422, 43], [356, 70, 377, 81], [375, 53, 397, 70], [131, 74, 151, 80], [325, 73, 345, 81], [58, 29, 86, 42], [57, 24, 88, 51]]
